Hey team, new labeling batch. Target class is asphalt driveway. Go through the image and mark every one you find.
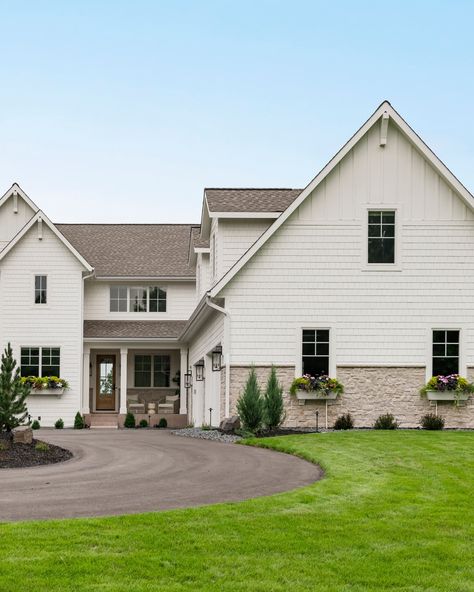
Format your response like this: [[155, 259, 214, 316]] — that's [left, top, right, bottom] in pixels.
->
[[0, 430, 321, 522]]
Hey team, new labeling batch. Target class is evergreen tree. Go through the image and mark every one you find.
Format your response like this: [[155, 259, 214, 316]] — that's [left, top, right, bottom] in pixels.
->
[[263, 366, 285, 430], [0, 343, 29, 432], [74, 412, 85, 429], [236, 366, 264, 432]]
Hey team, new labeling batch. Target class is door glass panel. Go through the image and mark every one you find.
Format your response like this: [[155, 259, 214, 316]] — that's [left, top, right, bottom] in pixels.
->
[[99, 357, 114, 396]]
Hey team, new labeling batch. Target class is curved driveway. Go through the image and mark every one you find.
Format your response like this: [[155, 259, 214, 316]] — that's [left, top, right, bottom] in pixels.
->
[[0, 430, 321, 522]]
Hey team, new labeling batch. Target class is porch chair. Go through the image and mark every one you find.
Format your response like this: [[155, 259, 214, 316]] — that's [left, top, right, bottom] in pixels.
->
[[127, 394, 145, 414], [157, 395, 179, 415]]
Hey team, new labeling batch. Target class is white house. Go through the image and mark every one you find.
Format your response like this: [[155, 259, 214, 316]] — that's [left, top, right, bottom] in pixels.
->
[[3, 101, 474, 428]]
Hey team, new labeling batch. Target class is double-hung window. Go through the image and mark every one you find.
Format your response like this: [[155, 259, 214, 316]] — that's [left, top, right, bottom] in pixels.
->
[[134, 354, 170, 387], [21, 347, 60, 377], [110, 286, 128, 312], [110, 286, 167, 313], [35, 275, 47, 304], [302, 330, 330, 376], [368, 210, 395, 264], [432, 330, 459, 376]]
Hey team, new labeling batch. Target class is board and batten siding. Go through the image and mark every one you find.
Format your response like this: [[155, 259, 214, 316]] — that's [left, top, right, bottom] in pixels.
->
[[220, 119, 474, 375], [84, 280, 196, 320], [0, 195, 35, 250], [0, 224, 85, 426]]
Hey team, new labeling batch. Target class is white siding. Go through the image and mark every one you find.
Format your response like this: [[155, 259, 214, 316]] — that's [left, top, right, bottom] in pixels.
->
[[218, 219, 272, 276], [0, 195, 35, 249], [220, 119, 474, 375], [196, 252, 211, 301], [84, 280, 196, 320], [0, 224, 85, 426]]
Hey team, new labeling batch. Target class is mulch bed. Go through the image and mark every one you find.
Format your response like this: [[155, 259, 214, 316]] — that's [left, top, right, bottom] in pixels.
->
[[0, 432, 73, 469]]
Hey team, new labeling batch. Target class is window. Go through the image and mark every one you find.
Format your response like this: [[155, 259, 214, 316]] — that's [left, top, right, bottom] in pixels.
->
[[134, 354, 171, 387], [134, 355, 152, 387], [35, 275, 47, 304], [20, 347, 60, 377], [154, 355, 170, 387], [302, 330, 329, 376], [110, 286, 127, 312], [109, 286, 167, 313], [368, 210, 395, 264], [432, 330, 459, 376]]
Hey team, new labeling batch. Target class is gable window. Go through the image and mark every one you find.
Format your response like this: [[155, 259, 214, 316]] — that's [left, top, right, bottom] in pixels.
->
[[110, 286, 127, 312], [109, 286, 167, 313], [134, 354, 171, 387], [21, 347, 60, 377], [35, 275, 47, 304], [302, 329, 329, 376], [368, 210, 395, 264], [432, 330, 459, 376]]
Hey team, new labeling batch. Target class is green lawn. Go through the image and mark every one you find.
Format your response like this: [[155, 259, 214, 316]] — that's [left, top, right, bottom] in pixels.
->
[[1, 432, 474, 591]]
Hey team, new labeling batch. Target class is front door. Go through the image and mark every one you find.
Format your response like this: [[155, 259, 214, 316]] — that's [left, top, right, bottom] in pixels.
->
[[96, 355, 116, 411]]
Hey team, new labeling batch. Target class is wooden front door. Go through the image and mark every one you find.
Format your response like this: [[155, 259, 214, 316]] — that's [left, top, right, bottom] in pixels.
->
[[96, 355, 116, 411]]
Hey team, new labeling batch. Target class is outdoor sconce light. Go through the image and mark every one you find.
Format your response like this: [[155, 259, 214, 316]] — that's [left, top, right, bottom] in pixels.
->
[[184, 371, 193, 389], [212, 345, 223, 372], [195, 359, 205, 381]]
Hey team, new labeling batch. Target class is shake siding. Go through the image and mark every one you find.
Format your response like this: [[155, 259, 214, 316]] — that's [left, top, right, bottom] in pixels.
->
[[221, 120, 474, 372], [0, 225, 84, 426], [219, 219, 272, 275], [84, 280, 196, 320], [188, 311, 224, 366]]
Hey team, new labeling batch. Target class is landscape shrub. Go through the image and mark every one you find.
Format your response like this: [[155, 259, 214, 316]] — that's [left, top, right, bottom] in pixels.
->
[[333, 413, 354, 430], [35, 442, 49, 452], [373, 413, 398, 430], [264, 366, 285, 430], [420, 413, 445, 430], [237, 367, 264, 432], [31, 419, 40, 430], [156, 417, 167, 428], [0, 343, 29, 432], [124, 412, 136, 428], [74, 412, 85, 429], [54, 418, 64, 429], [139, 419, 148, 428]]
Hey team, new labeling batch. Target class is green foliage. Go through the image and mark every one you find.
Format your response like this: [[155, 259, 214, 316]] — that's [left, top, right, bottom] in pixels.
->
[[420, 375, 474, 396], [289, 376, 310, 395], [124, 413, 136, 428], [236, 367, 264, 432], [156, 417, 168, 428], [420, 413, 445, 430], [35, 442, 49, 452], [0, 441, 8, 451], [20, 376, 69, 390], [290, 375, 344, 396], [0, 343, 30, 432], [263, 366, 285, 430], [31, 420, 41, 430], [139, 419, 148, 428], [373, 413, 398, 430], [74, 412, 85, 429], [333, 413, 354, 430], [54, 418, 64, 429]]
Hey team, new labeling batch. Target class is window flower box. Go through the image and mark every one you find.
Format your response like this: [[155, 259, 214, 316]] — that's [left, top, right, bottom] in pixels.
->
[[27, 388, 65, 396], [420, 375, 474, 406], [295, 390, 339, 401], [290, 374, 344, 404], [21, 376, 69, 397], [425, 391, 469, 402]]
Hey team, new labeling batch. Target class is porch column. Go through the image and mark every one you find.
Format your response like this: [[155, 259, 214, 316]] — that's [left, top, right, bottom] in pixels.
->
[[179, 347, 187, 414], [82, 348, 91, 414], [119, 347, 128, 414]]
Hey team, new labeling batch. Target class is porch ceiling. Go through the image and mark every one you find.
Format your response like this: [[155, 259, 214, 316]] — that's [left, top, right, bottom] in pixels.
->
[[84, 320, 187, 339]]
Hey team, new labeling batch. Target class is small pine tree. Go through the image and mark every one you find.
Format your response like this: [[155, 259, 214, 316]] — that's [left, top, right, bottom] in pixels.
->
[[124, 412, 136, 428], [74, 412, 85, 429], [55, 418, 64, 429], [0, 343, 29, 432], [236, 366, 264, 432], [263, 366, 285, 430]]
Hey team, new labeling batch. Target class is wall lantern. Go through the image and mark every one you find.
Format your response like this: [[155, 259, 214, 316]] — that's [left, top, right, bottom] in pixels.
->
[[195, 359, 205, 381], [212, 345, 223, 372], [184, 371, 193, 389]]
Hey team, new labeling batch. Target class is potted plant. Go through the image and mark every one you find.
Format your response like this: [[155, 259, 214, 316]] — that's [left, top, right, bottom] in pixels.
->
[[290, 374, 344, 402], [21, 376, 69, 396], [420, 374, 474, 405]]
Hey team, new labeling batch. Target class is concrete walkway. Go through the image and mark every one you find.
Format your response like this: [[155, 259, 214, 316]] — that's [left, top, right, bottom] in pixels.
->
[[0, 430, 321, 522]]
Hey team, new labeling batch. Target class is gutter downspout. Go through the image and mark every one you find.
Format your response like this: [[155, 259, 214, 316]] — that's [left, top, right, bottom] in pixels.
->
[[205, 296, 231, 418], [81, 270, 95, 415]]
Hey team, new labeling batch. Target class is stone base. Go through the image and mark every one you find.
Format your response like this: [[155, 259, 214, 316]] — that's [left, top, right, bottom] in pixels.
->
[[118, 413, 188, 429]]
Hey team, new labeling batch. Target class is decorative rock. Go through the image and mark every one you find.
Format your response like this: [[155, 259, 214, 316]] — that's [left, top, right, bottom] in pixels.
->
[[219, 415, 241, 433], [171, 428, 242, 444], [12, 426, 33, 445]]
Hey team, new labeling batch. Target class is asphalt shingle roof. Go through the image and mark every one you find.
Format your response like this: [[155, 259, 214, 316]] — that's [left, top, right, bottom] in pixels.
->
[[57, 224, 197, 278], [84, 320, 187, 339], [205, 188, 302, 213], [191, 226, 210, 249]]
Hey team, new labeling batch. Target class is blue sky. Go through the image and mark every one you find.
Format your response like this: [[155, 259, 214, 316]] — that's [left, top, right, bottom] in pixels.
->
[[1, 1, 473, 222]]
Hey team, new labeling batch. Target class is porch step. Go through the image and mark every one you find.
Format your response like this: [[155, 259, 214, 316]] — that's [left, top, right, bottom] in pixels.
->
[[88, 414, 119, 429]]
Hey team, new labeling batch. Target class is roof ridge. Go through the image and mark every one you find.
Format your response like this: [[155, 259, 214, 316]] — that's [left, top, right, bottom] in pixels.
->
[[55, 222, 200, 226], [205, 187, 301, 191]]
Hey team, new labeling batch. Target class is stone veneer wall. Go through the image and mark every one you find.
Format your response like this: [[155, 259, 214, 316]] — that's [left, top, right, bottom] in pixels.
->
[[227, 365, 474, 429]]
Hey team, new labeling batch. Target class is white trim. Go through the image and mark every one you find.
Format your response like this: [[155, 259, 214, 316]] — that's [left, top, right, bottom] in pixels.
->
[[0, 211, 94, 272], [362, 205, 401, 271], [209, 101, 474, 298], [95, 276, 195, 281], [0, 183, 40, 213], [297, 326, 335, 378], [428, 327, 464, 381]]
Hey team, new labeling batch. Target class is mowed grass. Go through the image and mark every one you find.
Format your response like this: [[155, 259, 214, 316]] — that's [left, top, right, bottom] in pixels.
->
[[1, 432, 474, 592]]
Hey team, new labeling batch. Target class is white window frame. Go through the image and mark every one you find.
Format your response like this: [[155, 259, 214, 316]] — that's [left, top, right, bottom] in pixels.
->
[[20, 346, 61, 377], [296, 326, 336, 377], [362, 206, 401, 271], [33, 273, 48, 306], [109, 286, 167, 313], [427, 327, 464, 381]]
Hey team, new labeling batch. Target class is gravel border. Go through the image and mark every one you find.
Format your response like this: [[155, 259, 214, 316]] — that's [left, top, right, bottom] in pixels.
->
[[171, 428, 242, 443], [0, 433, 73, 469]]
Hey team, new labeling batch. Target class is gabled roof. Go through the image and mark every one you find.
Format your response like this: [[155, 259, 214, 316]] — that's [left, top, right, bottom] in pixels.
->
[[84, 319, 186, 340], [0, 183, 40, 213], [57, 224, 197, 279], [0, 210, 93, 272], [205, 188, 302, 213], [209, 100, 474, 298], [191, 226, 209, 248]]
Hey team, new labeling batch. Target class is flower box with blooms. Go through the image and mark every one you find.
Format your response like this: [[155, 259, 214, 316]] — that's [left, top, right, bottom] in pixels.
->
[[290, 374, 344, 401], [420, 374, 474, 405], [20, 376, 69, 396]]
